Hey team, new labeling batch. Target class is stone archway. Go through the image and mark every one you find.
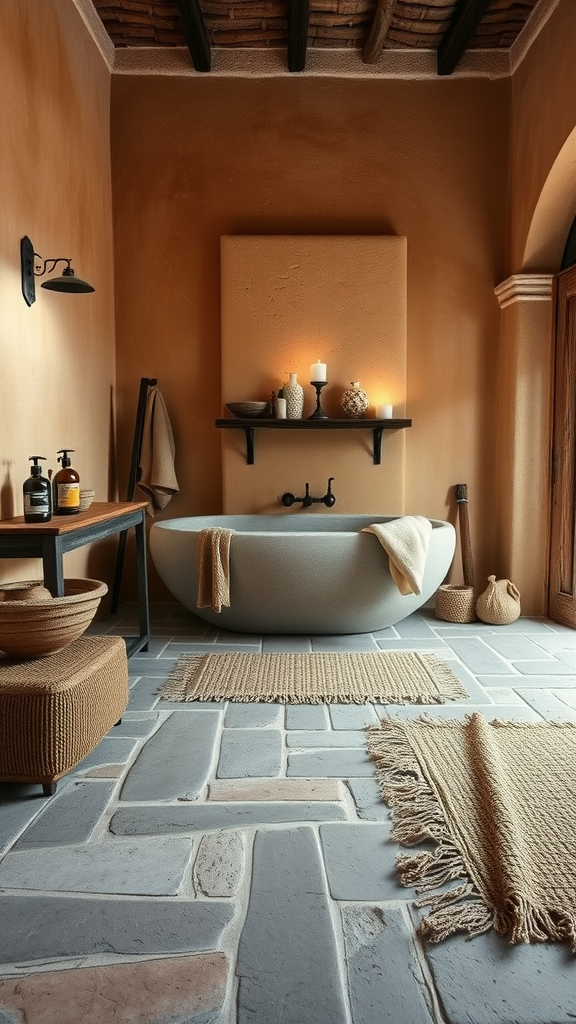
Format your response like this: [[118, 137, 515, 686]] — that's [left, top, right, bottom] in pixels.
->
[[522, 125, 576, 272]]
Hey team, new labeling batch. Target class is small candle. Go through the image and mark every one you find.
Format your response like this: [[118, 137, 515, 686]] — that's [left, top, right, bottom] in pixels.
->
[[310, 360, 327, 382], [376, 404, 393, 419]]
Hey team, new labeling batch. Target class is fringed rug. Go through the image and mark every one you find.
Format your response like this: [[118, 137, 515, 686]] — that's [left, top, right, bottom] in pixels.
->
[[367, 712, 576, 951], [158, 650, 468, 705]]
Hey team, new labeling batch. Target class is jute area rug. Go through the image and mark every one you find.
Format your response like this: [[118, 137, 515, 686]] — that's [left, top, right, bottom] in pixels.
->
[[367, 712, 576, 951], [158, 651, 468, 705]]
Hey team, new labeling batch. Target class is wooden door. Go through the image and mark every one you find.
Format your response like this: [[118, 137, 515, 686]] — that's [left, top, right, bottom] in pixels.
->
[[549, 265, 576, 626]]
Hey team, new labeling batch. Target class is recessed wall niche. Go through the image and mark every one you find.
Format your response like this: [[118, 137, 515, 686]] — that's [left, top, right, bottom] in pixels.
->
[[220, 235, 407, 515]]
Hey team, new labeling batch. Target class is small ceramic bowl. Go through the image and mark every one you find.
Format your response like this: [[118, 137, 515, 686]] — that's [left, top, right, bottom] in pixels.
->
[[226, 402, 268, 419], [79, 489, 95, 511]]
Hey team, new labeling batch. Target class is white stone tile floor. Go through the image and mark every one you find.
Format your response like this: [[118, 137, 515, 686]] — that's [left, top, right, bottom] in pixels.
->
[[0, 602, 575, 1024]]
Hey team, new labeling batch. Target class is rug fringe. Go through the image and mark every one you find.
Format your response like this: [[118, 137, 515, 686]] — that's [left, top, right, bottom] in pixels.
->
[[367, 719, 495, 943]]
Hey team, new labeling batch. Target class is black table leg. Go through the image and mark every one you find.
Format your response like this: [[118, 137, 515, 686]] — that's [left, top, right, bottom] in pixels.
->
[[42, 538, 64, 596]]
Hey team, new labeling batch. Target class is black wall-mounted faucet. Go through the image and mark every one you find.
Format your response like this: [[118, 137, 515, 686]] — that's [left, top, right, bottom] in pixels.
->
[[281, 477, 335, 508]]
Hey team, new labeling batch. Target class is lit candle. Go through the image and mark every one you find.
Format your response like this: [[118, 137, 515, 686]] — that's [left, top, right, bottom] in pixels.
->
[[310, 360, 327, 382], [376, 404, 393, 419]]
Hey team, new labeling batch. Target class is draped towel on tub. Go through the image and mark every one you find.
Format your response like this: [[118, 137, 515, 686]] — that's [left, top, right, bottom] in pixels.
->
[[362, 516, 432, 595], [197, 528, 235, 612], [138, 386, 179, 517]]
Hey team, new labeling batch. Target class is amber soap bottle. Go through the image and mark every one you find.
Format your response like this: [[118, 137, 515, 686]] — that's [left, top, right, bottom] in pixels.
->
[[53, 449, 80, 515], [23, 456, 52, 523]]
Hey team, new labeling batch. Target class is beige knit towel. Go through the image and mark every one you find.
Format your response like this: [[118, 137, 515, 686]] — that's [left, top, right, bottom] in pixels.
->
[[362, 516, 432, 595], [196, 527, 234, 612], [137, 387, 179, 516]]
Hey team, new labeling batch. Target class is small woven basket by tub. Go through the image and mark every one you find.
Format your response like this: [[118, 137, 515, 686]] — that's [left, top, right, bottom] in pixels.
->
[[0, 579, 107, 658], [435, 584, 477, 623]]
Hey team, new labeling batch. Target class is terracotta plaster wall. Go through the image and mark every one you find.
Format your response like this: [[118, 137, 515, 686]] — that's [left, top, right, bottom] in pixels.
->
[[509, 0, 576, 272], [0, 1, 115, 585], [111, 75, 509, 597]]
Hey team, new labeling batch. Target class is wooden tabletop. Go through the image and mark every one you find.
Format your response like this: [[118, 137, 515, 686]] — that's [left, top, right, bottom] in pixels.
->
[[0, 501, 149, 536]]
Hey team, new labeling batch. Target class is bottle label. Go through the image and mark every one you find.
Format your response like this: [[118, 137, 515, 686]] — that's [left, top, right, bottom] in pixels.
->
[[24, 493, 50, 513], [57, 483, 80, 508]]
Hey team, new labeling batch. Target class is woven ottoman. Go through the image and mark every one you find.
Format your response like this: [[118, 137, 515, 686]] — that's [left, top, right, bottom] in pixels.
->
[[0, 636, 128, 796]]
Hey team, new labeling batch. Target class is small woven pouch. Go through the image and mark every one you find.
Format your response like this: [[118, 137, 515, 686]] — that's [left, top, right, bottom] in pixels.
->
[[475, 575, 521, 625]]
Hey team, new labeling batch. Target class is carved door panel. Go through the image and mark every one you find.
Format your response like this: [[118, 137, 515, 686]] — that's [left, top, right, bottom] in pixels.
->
[[549, 265, 576, 627]]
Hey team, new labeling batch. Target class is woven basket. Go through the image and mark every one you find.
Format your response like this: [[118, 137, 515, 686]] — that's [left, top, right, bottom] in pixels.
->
[[0, 578, 107, 658], [435, 584, 477, 623]]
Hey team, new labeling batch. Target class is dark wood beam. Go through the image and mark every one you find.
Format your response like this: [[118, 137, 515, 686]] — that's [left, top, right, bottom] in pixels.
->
[[176, 0, 211, 72], [362, 0, 397, 65], [287, 0, 310, 72], [437, 0, 493, 76]]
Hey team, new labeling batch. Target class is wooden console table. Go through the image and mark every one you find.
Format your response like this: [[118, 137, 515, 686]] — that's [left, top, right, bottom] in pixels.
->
[[0, 501, 150, 658]]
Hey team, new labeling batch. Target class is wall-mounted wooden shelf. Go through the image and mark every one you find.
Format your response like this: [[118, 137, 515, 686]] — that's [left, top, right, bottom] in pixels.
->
[[215, 417, 412, 465]]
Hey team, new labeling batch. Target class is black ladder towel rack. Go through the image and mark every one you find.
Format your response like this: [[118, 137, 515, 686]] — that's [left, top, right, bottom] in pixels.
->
[[110, 376, 157, 614]]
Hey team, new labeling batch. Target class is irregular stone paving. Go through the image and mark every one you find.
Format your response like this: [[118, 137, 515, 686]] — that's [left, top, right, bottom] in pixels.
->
[[1, 604, 576, 1024]]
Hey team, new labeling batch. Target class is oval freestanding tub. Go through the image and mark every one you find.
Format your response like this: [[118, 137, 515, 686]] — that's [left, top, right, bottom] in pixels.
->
[[150, 514, 456, 635]]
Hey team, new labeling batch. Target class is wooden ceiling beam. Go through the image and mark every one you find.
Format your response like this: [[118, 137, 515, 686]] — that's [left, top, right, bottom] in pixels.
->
[[287, 0, 310, 72], [175, 0, 211, 72], [362, 0, 397, 65], [437, 0, 493, 76]]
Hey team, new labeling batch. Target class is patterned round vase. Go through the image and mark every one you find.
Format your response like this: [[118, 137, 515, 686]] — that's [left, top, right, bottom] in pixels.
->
[[283, 373, 304, 419], [341, 382, 369, 418]]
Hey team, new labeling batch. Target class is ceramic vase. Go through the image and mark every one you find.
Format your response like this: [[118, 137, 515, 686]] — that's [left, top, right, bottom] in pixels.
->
[[341, 382, 369, 418], [284, 373, 304, 419]]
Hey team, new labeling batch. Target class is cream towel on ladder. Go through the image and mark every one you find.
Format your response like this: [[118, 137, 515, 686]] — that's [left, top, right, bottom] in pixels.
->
[[138, 386, 179, 516], [197, 528, 234, 612], [362, 516, 432, 595]]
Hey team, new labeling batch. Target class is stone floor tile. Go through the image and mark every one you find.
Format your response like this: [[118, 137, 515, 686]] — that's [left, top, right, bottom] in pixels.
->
[[0, 896, 233, 965], [286, 729, 367, 747], [329, 703, 380, 728], [14, 780, 117, 849], [71, 736, 140, 772], [320, 823, 400, 899], [551, 688, 576, 709], [511, 658, 576, 674], [83, 765, 125, 778], [422, 928, 576, 1024], [287, 747, 375, 777], [484, 687, 527, 705], [514, 689, 576, 720], [0, 836, 194, 895], [346, 777, 390, 821], [217, 728, 282, 778], [390, 613, 440, 639], [194, 830, 245, 896], [375, 637, 449, 650], [341, 904, 435, 1024], [110, 801, 347, 834], [445, 638, 512, 674], [236, 827, 349, 1024], [0, 785, 48, 856], [480, 674, 576, 688], [121, 710, 221, 800], [109, 713, 159, 736], [0, 954, 229, 1024], [262, 636, 312, 652], [480, 634, 559, 660], [128, 674, 171, 711], [387, 704, 542, 722], [224, 702, 282, 728], [311, 635, 380, 652], [209, 778, 345, 801], [285, 703, 330, 729]]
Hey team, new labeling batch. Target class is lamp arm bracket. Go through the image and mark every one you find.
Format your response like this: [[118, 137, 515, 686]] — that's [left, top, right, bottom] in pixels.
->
[[33, 254, 72, 278]]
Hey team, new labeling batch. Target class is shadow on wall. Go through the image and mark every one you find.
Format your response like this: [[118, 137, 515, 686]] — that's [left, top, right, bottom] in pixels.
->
[[1, 462, 15, 520]]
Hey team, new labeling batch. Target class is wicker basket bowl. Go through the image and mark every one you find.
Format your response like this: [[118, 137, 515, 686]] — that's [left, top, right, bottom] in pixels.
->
[[435, 584, 477, 623], [226, 402, 267, 418], [0, 578, 108, 658]]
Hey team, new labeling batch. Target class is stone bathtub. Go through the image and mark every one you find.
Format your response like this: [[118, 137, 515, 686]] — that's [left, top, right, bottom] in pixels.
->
[[150, 514, 455, 634]]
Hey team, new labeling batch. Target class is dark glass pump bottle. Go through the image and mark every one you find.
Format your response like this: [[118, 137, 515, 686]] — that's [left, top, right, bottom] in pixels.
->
[[53, 449, 80, 515], [23, 456, 52, 523]]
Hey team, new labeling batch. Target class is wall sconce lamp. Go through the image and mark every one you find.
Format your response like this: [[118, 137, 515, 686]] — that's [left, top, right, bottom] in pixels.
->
[[20, 236, 95, 306]]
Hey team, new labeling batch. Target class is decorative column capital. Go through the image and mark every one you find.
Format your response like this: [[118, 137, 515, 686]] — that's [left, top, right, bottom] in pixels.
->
[[495, 274, 554, 309]]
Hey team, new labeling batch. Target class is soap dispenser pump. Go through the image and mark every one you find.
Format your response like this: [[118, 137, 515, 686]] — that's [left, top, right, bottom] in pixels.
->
[[23, 456, 52, 523], [53, 449, 80, 515]]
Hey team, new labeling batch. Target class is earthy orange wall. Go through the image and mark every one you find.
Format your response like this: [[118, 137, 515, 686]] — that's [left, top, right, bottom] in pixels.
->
[[112, 74, 510, 597], [0, 1, 116, 585]]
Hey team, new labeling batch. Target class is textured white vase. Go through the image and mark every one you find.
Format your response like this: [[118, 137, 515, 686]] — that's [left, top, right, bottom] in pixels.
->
[[341, 382, 369, 418], [284, 373, 304, 419]]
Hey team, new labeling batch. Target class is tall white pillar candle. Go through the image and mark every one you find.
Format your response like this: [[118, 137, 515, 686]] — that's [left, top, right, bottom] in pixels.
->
[[310, 360, 327, 381]]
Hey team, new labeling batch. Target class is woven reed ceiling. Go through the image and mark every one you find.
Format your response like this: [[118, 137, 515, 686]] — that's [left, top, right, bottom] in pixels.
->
[[92, 0, 544, 73]]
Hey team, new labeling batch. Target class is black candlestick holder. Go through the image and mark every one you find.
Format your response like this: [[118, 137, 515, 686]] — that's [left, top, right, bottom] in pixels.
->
[[308, 380, 329, 419]]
